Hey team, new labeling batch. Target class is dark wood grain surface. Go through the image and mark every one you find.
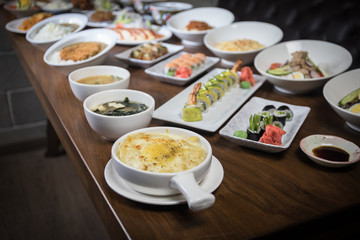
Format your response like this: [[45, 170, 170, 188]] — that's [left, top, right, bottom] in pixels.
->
[[2, 9, 360, 240]]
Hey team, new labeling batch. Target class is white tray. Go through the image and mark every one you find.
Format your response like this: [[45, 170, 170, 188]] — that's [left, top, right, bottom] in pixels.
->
[[153, 68, 266, 132], [219, 97, 311, 153], [115, 42, 184, 68], [145, 52, 220, 85]]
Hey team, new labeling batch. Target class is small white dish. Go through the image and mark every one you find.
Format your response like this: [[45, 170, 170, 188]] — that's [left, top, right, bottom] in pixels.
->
[[5, 17, 29, 34], [145, 52, 219, 85], [43, 28, 117, 73], [323, 68, 360, 132], [115, 42, 184, 68], [219, 97, 310, 153], [109, 25, 172, 46], [153, 68, 266, 132], [104, 156, 223, 206], [166, 7, 234, 46], [26, 13, 87, 46], [39, 1, 73, 14], [300, 135, 360, 168], [254, 40, 353, 94], [68, 65, 130, 101], [86, 10, 117, 28]]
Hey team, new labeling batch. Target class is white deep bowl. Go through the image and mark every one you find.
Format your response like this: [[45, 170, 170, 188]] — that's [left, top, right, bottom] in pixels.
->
[[149, 2, 193, 25], [300, 134, 360, 168], [167, 7, 234, 46], [43, 28, 117, 73], [254, 40, 353, 94], [204, 21, 283, 65], [26, 13, 87, 47], [111, 126, 215, 211], [69, 65, 130, 101], [323, 68, 360, 131], [83, 89, 155, 141]]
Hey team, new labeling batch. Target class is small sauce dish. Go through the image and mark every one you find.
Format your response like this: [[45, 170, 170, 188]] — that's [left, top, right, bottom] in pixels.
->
[[300, 134, 360, 168]]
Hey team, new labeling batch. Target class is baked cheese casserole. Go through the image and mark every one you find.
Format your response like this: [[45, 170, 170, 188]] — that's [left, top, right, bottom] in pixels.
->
[[116, 132, 207, 173]]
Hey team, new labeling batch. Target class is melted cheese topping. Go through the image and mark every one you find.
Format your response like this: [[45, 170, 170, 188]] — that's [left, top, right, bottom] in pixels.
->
[[116, 132, 207, 173]]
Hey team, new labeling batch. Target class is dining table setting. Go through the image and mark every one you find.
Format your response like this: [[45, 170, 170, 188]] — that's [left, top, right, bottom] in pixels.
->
[[1, 0, 360, 239]]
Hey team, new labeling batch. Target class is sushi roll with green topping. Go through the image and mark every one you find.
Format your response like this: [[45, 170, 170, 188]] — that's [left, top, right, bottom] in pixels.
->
[[262, 105, 276, 113], [247, 113, 262, 141], [273, 110, 287, 126], [277, 105, 294, 121]]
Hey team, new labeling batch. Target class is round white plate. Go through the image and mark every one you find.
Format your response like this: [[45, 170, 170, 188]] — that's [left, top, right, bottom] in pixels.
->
[[5, 17, 29, 34], [104, 156, 224, 205]]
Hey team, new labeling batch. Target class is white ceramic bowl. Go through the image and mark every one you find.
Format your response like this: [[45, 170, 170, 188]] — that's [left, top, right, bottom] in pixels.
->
[[254, 40, 353, 94], [43, 28, 117, 73], [300, 134, 360, 168], [111, 126, 215, 211], [204, 21, 283, 65], [323, 68, 360, 131], [69, 65, 130, 101], [26, 13, 87, 47], [149, 1, 193, 25], [83, 89, 155, 141], [167, 7, 234, 46]]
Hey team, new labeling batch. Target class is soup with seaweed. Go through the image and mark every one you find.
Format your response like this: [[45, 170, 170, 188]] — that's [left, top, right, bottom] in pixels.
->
[[77, 75, 123, 85], [92, 97, 148, 116]]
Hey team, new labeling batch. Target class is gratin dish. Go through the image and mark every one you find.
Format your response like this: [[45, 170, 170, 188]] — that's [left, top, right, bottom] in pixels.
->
[[68, 65, 130, 101], [111, 126, 215, 211], [83, 89, 155, 141], [323, 68, 360, 131]]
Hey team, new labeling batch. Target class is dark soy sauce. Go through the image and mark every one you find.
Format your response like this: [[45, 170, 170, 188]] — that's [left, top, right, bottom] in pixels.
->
[[312, 146, 350, 162]]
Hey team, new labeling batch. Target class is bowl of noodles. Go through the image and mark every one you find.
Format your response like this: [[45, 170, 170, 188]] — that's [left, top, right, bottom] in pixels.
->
[[204, 21, 283, 65]]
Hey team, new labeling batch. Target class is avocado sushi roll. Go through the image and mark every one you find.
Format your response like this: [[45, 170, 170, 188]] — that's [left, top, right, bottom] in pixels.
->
[[273, 110, 287, 126], [247, 113, 262, 141]]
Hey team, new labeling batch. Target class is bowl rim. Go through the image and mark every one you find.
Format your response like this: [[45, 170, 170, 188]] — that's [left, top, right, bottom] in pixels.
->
[[111, 126, 212, 176], [204, 21, 283, 55], [68, 65, 130, 88], [166, 7, 235, 35], [43, 28, 117, 67], [300, 134, 360, 165], [254, 39, 353, 82], [26, 13, 88, 44], [83, 89, 155, 120], [323, 68, 360, 118], [149, 1, 193, 10]]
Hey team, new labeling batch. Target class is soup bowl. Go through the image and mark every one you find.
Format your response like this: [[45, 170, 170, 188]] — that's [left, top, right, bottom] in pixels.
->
[[111, 126, 215, 211], [69, 65, 130, 101], [83, 89, 155, 140]]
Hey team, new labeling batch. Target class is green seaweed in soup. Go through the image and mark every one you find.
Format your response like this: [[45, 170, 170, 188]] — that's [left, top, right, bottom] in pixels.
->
[[92, 97, 148, 116]]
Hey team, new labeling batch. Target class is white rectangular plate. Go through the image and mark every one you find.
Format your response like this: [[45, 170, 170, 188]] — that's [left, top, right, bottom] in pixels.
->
[[219, 97, 311, 153], [115, 42, 184, 68], [145, 52, 220, 85], [153, 68, 266, 132]]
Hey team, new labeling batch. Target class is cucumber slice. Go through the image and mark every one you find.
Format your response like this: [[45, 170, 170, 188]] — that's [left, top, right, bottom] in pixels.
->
[[338, 88, 360, 107]]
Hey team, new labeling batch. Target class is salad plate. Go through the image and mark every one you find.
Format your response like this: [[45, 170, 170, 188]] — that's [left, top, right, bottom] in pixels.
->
[[153, 68, 266, 131], [219, 97, 310, 153], [145, 52, 220, 85], [104, 156, 223, 205], [115, 42, 184, 68], [5, 17, 29, 34]]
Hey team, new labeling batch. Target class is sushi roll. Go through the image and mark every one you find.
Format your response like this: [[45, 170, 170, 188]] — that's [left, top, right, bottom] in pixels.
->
[[277, 105, 294, 121], [207, 77, 228, 92], [273, 109, 287, 126], [198, 87, 217, 105], [222, 69, 239, 86], [262, 105, 276, 113], [260, 111, 273, 120], [247, 113, 262, 141], [204, 83, 224, 100], [272, 120, 284, 129], [215, 72, 233, 88], [196, 93, 211, 112]]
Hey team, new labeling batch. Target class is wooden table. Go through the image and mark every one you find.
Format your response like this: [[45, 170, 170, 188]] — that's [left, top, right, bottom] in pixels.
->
[[2, 10, 360, 239]]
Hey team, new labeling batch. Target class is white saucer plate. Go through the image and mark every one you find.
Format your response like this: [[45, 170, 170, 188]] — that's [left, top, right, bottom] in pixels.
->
[[6, 17, 28, 34], [104, 156, 224, 205]]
